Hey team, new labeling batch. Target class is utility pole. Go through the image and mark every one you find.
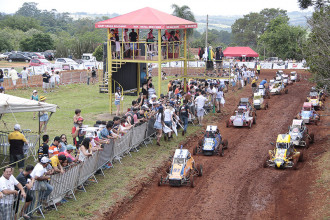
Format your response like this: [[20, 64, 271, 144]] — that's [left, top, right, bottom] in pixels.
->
[[205, 14, 208, 48]]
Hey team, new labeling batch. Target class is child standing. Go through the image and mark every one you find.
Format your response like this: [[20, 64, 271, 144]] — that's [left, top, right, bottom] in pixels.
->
[[73, 109, 82, 126], [31, 90, 39, 119]]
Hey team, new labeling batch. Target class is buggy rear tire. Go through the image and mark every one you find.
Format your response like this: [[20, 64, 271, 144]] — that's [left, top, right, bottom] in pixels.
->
[[309, 133, 315, 144], [158, 176, 163, 186], [197, 164, 203, 176], [222, 139, 228, 149], [220, 147, 224, 157], [193, 146, 198, 155], [253, 116, 256, 124], [190, 175, 194, 188], [299, 151, 304, 162], [263, 156, 269, 168]]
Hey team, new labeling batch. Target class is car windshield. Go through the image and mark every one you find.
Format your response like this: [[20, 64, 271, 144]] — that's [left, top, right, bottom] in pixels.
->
[[82, 56, 90, 60], [173, 158, 185, 164], [276, 142, 288, 149]]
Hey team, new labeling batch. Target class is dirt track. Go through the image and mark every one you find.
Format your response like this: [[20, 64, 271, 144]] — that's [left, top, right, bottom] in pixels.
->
[[104, 69, 325, 220]]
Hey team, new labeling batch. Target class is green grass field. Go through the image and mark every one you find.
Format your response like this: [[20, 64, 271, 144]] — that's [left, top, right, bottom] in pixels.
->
[[0, 75, 204, 219]]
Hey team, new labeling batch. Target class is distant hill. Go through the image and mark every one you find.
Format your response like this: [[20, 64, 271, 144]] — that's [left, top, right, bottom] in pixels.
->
[[195, 11, 312, 33], [69, 11, 312, 33]]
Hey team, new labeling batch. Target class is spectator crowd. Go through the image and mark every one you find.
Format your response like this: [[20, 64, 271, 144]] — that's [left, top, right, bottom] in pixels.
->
[[0, 61, 263, 219]]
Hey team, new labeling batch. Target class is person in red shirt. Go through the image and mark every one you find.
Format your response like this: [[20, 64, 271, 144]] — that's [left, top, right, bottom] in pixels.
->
[[71, 117, 86, 149], [49, 136, 61, 157]]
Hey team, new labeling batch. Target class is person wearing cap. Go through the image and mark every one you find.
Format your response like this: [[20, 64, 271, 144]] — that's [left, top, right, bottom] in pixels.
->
[[115, 87, 121, 116], [58, 144, 78, 164], [30, 157, 53, 200], [42, 71, 50, 93], [8, 124, 28, 173], [50, 154, 66, 174], [31, 90, 39, 119], [72, 117, 86, 149], [39, 96, 48, 133]]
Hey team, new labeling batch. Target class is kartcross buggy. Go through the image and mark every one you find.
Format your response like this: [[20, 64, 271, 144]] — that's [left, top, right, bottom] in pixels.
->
[[296, 102, 320, 124], [263, 134, 303, 169], [158, 147, 202, 188], [193, 125, 228, 156], [253, 93, 269, 110], [289, 119, 314, 148]]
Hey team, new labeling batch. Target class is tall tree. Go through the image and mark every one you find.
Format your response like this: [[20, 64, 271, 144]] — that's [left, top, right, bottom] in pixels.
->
[[20, 33, 54, 51], [15, 2, 40, 18], [171, 4, 196, 37], [259, 16, 306, 60], [231, 8, 288, 48], [302, 5, 330, 87]]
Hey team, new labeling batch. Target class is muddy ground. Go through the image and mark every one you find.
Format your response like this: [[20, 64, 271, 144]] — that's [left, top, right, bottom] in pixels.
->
[[103, 69, 328, 220]]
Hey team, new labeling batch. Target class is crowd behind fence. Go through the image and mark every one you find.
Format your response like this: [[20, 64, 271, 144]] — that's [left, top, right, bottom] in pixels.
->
[[2, 120, 156, 219]]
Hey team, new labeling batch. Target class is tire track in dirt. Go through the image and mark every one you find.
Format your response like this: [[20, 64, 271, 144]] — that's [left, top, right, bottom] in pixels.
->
[[105, 70, 313, 220]]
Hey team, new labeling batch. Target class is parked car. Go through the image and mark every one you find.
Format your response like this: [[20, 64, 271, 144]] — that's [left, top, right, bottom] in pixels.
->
[[6, 53, 30, 62], [55, 58, 78, 65], [0, 53, 9, 60], [30, 58, 51, 67], [43, 52, 55, 61]]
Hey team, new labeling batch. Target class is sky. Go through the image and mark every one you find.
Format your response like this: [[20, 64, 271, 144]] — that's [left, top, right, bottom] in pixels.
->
[[0, 0, 311, 16]]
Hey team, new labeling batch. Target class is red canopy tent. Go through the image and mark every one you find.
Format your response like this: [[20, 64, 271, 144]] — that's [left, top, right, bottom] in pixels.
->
[[95, 7, 198, 29], [223, 47, 259, 57]]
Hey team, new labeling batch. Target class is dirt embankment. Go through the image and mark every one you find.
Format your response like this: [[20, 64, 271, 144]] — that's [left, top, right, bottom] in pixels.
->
[[103, 69, 328, 220]]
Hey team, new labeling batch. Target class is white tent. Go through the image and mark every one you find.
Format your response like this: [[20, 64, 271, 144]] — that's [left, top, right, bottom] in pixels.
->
[[0, 93, 57, 114]]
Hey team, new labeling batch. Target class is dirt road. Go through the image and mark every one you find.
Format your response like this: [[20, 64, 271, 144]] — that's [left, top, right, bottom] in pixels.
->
[[105, 69, 322, 220]]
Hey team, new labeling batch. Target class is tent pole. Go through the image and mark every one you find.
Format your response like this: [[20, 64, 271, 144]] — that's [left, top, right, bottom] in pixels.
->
[[184, 29, 187, 93], [157, 29, 162, 97]]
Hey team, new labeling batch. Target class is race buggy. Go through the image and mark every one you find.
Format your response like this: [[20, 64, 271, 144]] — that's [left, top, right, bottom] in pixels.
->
[[282, 73, 289, 85], [290, 71, 299, 82], [306, 91, 324, 110], [269, 77, 288, 95], [296, 102, 320, 124], [227, 105, 256, 128], [193, 125, 228, 156], [264, 134, 303, 169], [289, 119, 314, 148], [253, 93, 268, 110], [158, 147, 202, 188], [256, 85, 270, 99]]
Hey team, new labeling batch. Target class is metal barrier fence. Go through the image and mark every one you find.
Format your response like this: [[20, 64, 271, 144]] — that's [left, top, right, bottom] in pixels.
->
[[0, 132, 39, 166], [1, 70, 97, 90], [2, 121, 157, 219]]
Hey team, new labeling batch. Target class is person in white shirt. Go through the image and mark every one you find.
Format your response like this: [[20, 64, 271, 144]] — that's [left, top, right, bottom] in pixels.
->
[[55, 71, 60, 88], [8, 67, 18, 90], [30, 157, 53, 200], [0, 166, 25, 220], [21, 67, 29, 89], [215, 87, 224, 113], [194, 91, 207, 125], [49, 73, 56, 92], [163, 105, 174, 140]]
